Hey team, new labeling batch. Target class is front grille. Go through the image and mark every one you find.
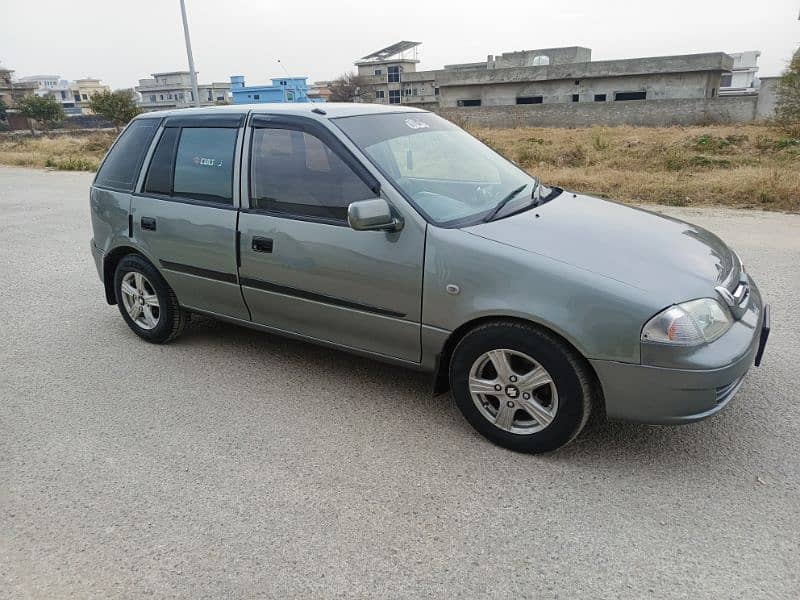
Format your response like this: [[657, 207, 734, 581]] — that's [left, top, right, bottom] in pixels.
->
[[715, 376, 746, 405], [717, 251, 741, 293]]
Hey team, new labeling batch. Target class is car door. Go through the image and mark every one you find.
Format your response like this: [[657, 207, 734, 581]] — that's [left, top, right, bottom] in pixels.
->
[[131, 113, 249, 320], [237, 114, 425, 363]]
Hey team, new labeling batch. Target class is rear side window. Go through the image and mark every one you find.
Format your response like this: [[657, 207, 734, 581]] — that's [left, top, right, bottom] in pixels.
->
[[144, 128, 179, 195], [173, 128, 237, 204], [250, 128, 374, 221], [94, 119, 158, 191]]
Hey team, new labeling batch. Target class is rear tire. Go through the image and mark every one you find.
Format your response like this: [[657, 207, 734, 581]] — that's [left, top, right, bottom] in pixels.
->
[[450, 321, 593, 453], [113, 254, 188, 344]]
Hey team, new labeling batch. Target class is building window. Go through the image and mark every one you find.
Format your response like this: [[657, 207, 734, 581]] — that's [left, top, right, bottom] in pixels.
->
[[404, 88, 412, 96], [572, 94, 579, 102], [160, 95, 164, 100], [720, 73, 733, 87], [388, 90, 401, 104], [387, 66, 400, 83], [375, 90, 385, 99], [253, 94, 260, 100], [457, 99, 481, 107], [412, 88, 418, 96], [374, 69, 383, 76], [516, 96, 543, 104], [594, 94, 607, 102], [82, 94, 88, 100], [614, 91, 646, 101], [75, 94, 82, 102], [434, 87, 439, 96], [149, 95, 156, 103], [287, 91, 294, 101]]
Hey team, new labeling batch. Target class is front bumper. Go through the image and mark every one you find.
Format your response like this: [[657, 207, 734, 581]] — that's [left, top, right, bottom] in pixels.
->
[[591, 282, 769, 425]]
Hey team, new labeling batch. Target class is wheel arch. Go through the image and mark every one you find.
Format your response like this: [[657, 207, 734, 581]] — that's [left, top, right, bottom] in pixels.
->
[[102, 245, 153, 304], [432, 315, 604, 407]]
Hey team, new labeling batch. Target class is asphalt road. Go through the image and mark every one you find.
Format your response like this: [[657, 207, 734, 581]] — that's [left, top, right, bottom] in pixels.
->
[[1, 165, 798, 599]]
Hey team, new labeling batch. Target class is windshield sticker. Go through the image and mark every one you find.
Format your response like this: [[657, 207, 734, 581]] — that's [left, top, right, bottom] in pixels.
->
[[404, 118, 430, 130]]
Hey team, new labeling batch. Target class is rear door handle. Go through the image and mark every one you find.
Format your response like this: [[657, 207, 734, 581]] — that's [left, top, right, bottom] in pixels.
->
[[141, 217, 157, 231], [251, 236, 273, 253]]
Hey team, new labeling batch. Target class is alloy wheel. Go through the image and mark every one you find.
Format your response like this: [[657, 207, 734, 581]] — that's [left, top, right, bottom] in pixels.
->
[[120, 271, 160, 330], [468, 349, 558, 434]]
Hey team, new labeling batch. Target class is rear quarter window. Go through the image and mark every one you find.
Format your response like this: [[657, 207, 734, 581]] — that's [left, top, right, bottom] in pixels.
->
[[94, 119, 159, 192]]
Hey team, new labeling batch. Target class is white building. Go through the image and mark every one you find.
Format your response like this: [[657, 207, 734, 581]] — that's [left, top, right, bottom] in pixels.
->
[[135, 71, 231, 111], [720, 51, 761, 95], [17, 75, 78, 113], [15, 74, 110, 114]]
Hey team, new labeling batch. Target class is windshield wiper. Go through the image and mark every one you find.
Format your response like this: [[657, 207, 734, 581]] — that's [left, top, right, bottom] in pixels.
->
[[483, 184, 529, 223]]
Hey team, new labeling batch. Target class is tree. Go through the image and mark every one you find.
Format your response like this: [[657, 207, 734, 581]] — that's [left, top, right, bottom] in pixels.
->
[[16, 94, 65, 134], [89, 89, 140, 132], [0, 98, 7, 122], [775, 47, 800, 136], [328, 72, 374, 103]]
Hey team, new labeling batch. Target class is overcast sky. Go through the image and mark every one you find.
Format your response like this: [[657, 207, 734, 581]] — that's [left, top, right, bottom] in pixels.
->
[[2, 0, 798, 89]]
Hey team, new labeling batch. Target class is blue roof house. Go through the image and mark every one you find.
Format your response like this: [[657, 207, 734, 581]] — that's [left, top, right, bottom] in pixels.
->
[[230, 75, 322, 103]]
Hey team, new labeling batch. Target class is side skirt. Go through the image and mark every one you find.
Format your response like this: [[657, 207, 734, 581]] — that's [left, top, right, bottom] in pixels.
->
[[183, 305, 432, 372]]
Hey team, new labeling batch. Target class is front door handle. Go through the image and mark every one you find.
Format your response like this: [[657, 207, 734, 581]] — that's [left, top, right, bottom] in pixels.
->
[[141, 217, 157, 231], [251, 236, 273, 253]]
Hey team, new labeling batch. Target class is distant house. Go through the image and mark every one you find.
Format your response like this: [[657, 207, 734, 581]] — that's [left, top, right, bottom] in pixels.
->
[[72, 78, 111, 113], [229, 75, 322, 104], [135, 71, 231, 111], [0, 67, 37, 109], [719, 51, 761, 95], [15, 74, 110, 115]]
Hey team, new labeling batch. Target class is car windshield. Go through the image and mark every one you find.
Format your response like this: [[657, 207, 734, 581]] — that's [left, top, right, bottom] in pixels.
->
[[333, 112, 535, 226]]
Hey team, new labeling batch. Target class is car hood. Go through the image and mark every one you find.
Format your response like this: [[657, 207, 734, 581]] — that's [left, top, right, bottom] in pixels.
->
[[463, 193, 738, 302]]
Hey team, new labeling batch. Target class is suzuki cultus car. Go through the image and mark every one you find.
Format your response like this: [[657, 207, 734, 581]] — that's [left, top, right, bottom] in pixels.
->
[[90, 104, 770, 453]]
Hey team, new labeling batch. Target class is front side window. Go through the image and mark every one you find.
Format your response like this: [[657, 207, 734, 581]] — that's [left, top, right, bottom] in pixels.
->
[[172, 128, 237, 203], [334, 112, 534, 226], [250, 128, 374, 222], [94, 119, 159, 191]]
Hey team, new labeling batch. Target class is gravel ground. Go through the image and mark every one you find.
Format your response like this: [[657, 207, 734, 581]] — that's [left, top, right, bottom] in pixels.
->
[[1, 166, 798, 599]]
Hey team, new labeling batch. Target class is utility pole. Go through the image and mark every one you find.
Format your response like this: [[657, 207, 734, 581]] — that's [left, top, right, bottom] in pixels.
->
[[179, 0, 200, 107]]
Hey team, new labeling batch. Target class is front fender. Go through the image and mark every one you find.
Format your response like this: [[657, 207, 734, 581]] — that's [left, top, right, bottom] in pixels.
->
[[422, 226, 659, 364]]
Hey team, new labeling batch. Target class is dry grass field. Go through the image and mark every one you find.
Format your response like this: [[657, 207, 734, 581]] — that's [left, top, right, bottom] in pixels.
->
[[0, 131, 116, 172], [473, 124, 800, 212], [1, 123, 798, 212]]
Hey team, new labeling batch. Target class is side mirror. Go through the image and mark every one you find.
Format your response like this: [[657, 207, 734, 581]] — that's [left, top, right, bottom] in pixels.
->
[[347, 198, 403, 232]]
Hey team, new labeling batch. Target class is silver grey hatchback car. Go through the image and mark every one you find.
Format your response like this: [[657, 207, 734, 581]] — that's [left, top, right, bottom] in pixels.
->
[[89, 104, 770, 453]]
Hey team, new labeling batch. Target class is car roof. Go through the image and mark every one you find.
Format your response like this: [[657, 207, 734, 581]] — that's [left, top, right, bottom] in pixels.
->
[[135, 102, 428, 121]]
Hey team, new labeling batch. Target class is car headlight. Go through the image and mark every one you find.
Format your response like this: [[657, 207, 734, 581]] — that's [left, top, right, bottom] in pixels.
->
[[641, 298, 732, 345]]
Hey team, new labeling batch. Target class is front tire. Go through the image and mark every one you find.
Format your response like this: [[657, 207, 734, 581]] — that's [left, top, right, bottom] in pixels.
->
[[113, 254, 188, 344], [450, 321, 594, 453]]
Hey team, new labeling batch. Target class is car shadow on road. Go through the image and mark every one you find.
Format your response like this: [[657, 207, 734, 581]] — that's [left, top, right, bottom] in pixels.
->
[[176, 314, 755, 471]]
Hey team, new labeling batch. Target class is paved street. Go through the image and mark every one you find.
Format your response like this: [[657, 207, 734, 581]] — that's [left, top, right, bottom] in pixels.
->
[[1, 165, 798, 599]]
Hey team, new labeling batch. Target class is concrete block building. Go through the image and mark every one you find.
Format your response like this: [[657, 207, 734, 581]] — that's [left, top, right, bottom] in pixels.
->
[[135, 71, 231, 111], [355, 42, 736, 110]]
